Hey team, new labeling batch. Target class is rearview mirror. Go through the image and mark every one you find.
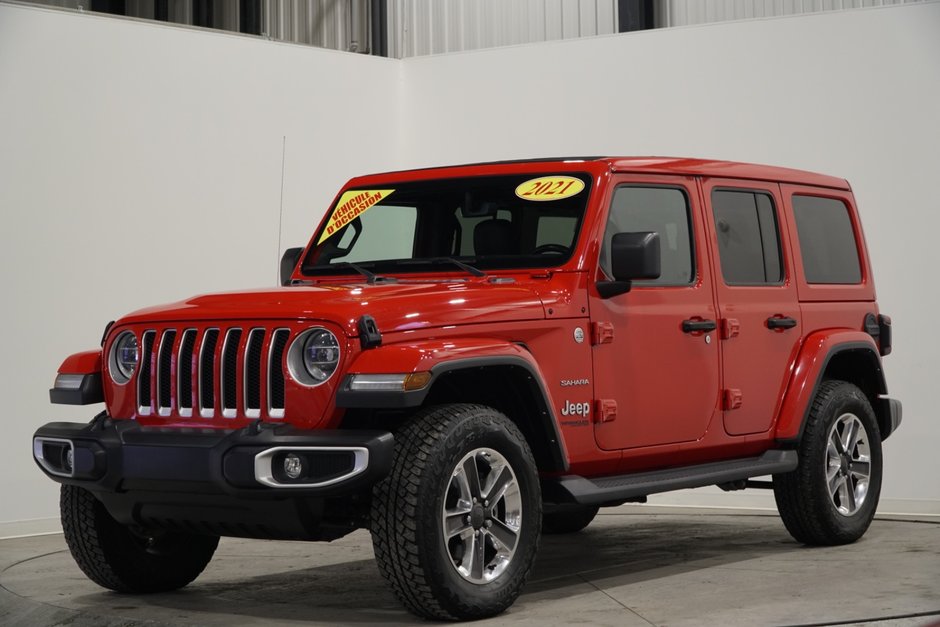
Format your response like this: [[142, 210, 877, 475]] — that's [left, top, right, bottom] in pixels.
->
[[597, 232, 661, 298], [280, 247, 304, 286]]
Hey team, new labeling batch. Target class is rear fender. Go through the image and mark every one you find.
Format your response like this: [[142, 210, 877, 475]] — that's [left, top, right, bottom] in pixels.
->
[[775, 331, 887, 443]]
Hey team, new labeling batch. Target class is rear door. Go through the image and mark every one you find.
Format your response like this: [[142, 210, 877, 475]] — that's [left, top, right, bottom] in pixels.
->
[[701, 179, 801, 436], [590, 175, 721, 450]]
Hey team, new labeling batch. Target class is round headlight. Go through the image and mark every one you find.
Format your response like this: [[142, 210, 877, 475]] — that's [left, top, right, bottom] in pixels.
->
[[110, 331, 139, 384], [288, 328, 341, 386], [303, 329, 340, 381]]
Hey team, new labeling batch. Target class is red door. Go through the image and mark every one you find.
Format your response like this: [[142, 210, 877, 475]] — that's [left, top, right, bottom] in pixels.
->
[[701, 179, 801, 436], [590, 175, 721, 451]]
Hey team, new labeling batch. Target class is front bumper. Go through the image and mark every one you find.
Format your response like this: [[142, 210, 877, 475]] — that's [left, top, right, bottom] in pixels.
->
[[33, 417, 393, 496], [33, 417, 394, 540]]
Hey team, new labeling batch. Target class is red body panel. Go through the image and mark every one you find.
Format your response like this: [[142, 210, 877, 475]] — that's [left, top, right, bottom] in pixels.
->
[[59, 350, 102, 375], [67, 156, 886, 480], [773, 331, 879, 440]]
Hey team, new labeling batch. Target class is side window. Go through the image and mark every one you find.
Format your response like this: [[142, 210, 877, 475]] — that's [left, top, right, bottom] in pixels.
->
[[792, 195, 862, 284], [601, 186, 693, 286], [711, 190, 783, 285]]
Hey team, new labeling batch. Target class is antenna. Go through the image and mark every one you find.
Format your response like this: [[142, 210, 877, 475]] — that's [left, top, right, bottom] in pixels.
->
[[276, 135, 286, 285]]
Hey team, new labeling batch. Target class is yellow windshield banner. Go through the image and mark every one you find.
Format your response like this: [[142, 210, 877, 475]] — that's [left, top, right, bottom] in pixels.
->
[[318, 189, 395, 244], [515, 176, 584, 201]]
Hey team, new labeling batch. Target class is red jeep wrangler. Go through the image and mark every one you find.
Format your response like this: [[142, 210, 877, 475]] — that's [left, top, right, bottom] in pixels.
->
[[34, 157, 900, 620]]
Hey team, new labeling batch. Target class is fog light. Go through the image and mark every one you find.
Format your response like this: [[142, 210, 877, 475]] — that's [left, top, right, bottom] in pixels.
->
[[64, 448, 74, 473], [283, 453, 303, 480]]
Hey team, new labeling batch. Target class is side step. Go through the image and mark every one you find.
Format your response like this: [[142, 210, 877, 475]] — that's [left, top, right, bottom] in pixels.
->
[[543, 450, 798, 506]]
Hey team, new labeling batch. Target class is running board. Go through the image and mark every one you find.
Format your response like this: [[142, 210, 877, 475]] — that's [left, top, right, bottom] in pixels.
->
[[543, 450, 798, 506]]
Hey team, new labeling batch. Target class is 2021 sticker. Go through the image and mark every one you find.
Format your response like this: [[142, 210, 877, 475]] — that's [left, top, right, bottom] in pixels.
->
[[515, 176, 584, 202]]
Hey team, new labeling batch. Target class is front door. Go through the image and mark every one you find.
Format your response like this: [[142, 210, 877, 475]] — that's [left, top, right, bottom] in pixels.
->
[[590, 175, 721, 451], [701, 179, 801, 436]]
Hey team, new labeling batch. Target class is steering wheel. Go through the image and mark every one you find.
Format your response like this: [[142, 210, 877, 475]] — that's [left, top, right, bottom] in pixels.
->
[[532, 243, 570, 255]]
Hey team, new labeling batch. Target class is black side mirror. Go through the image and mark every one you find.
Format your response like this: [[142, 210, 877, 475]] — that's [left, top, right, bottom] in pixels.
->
[[597, 232, 661, 298], [280, 247, 304, 286]]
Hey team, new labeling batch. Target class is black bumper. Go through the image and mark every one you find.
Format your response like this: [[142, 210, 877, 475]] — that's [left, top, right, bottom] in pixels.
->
[[33, 417, 393, 497], [33, 418, 394, 540]]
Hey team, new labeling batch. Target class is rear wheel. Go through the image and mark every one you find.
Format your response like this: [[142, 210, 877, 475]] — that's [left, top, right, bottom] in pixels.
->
[[60, 485, 219, 592], [542, 505, 599, 534], [773, 380, 883, 545], [371, 403, 541, 620]]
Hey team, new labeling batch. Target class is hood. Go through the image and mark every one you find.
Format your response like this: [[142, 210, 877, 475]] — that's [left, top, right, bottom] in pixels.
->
[[118, 279, 547, 336]]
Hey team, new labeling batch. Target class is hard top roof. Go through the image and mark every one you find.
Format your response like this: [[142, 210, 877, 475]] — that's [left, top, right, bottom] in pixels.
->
[[352, 156, 850, 190]]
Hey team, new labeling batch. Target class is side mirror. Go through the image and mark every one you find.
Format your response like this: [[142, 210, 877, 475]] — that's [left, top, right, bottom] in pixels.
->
[[597, 232, 661, 298], [280, 247, 304, 286]]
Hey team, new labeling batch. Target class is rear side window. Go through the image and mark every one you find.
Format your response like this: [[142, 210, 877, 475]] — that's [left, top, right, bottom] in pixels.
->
[[792, 195, 861, 284], [712, 190, 783, 285], [601, 186, 693, 286]]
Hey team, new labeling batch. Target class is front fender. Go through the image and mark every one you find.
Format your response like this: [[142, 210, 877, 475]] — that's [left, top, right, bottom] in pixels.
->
[[50, 350, 104, 405], [774, 331, 884, 442], [335, 337, 568, 471], [336, 338, 542, 407]]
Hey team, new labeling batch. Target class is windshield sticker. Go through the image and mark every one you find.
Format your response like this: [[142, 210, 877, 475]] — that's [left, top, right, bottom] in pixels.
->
[[515, 176, 585, 202], [318, 189, 395, 244]]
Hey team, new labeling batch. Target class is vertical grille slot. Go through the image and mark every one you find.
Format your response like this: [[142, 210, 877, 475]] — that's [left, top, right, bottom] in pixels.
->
[[199, 329, 220, 418], [137, 330, 156, 416], [157, 330, 177, 416], [267, 329, 289, 419], [177, 329, 197, 417], [221, 328, 242, 418], [244, 328, 265, 418]]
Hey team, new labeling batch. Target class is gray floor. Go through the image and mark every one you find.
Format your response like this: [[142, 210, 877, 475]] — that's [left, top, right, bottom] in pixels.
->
[[1, 506, 938, 626]]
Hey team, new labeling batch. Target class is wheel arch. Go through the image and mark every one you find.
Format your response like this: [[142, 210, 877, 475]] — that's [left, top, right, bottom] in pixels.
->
[[775, 331, 891, 444], [336, 339, 569, 473]]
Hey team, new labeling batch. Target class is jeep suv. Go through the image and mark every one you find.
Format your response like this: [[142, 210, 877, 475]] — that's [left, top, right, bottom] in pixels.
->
[[33, 157, 901, 620]]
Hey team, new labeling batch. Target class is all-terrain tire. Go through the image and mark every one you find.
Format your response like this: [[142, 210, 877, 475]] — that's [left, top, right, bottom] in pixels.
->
[[60, 485, 219, 592], [773, 380, 883, 546], [371, 403, 542, 621], [542, 505, 599, 534]]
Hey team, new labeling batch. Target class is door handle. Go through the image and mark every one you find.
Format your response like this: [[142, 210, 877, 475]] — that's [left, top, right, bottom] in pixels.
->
[[766, 315, 798, 330], [682, 318, 717, 333]]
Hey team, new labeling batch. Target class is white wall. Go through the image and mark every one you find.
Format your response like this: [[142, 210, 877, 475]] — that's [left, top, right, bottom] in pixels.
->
[[2, 1, 939, 532], [0, 3, 400, 529], [401, 2, 940, 512]]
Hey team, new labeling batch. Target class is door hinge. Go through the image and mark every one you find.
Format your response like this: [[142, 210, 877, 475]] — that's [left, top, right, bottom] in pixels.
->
[[592, 321, 614, 345], [595, 399, 617, 423], [721, 318, 740, 340], [723, 389, 743, 410]]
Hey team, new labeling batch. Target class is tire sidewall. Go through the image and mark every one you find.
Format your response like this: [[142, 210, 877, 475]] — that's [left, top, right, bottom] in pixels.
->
[[807, 384, 883, 539], [413, 408, 541, 613]]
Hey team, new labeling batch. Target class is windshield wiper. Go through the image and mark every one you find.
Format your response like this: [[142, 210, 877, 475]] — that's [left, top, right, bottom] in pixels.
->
[[331, 261, 385, 284], [437, 257, 486, 277], [396, 257, 486, 277]]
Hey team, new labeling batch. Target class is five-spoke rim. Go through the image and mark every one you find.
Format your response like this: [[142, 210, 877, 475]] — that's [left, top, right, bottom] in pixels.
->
[[826, 412, 871, 517], [441, 447, 522, 584]]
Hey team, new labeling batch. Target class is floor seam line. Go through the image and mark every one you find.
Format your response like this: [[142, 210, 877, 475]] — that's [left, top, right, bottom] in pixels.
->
[[577, 572, 658, 626]]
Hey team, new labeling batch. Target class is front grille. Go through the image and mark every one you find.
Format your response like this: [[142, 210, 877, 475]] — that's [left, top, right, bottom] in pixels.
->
[[135, 325, 288, 421]]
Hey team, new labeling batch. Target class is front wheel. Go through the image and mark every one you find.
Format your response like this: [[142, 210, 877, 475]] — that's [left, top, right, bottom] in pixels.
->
[[773, 380, 883, 546], [371, 404, 542, 620], [61, 485, 219, 592]]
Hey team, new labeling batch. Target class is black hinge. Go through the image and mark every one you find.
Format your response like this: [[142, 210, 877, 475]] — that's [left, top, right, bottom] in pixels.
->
[[358, 315, 382, 350]]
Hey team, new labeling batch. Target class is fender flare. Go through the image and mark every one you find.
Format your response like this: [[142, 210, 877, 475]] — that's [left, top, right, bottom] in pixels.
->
[[50, 350, 104, 405], [775, 331, 886, 443], [335, 338, 568, 471]]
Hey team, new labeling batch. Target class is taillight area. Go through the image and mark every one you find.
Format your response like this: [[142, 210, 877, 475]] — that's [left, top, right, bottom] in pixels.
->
[[104, 321, 347, 428]]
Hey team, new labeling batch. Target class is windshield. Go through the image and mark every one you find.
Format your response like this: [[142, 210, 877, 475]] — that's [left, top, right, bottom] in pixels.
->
[[301, 173, 592, 277]]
